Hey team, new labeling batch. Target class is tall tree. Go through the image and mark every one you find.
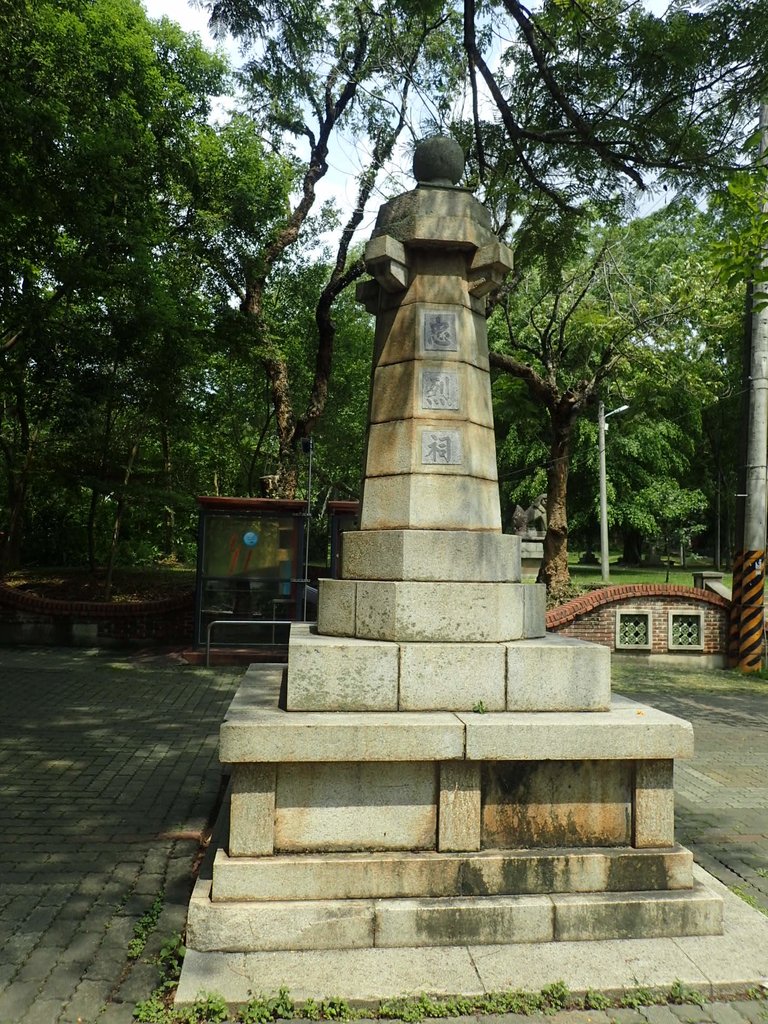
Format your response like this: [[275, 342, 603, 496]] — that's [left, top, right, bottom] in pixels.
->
[[0, 0, 226, 570]]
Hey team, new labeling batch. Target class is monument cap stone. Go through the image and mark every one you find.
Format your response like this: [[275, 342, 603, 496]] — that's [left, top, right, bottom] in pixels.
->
[[412, 136, 466, 187]]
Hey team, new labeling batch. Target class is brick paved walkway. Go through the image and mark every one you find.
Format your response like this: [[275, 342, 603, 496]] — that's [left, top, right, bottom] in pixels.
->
[[0, 649, 242, 1024], [0, 649, 765, 1024], [621, 681, 768, 915]]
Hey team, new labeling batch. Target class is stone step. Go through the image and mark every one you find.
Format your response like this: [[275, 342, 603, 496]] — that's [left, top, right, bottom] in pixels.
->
[[220, 691, 693, 764], [211, 846, 695, 902], [286, 625, 611, 712], [187, 877, 723, 953]]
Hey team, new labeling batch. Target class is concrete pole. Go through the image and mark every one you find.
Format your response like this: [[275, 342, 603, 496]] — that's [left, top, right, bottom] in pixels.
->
[[738, 101, 768, 672], [598, 401, 610, 583]]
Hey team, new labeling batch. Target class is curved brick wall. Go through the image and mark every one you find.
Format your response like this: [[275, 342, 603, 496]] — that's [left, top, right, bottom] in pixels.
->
[[545, 584, 730, 656], [0, 583, 195, 646]]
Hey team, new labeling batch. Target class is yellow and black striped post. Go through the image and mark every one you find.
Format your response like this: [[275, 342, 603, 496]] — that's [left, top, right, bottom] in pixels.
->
[[739, 550, 765, 672], [728, 549, 745, 667]]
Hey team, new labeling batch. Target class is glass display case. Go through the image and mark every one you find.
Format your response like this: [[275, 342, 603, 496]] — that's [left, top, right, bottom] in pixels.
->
[[194, 497, 307, 649]]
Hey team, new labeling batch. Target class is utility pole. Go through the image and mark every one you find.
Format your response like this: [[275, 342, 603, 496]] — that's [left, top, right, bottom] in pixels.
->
[[598, 401, 629, 583], [737, 102, 768, 672]]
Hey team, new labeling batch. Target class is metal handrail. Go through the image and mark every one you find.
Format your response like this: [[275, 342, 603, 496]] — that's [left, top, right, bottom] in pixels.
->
[[205, 618, 292, 668]]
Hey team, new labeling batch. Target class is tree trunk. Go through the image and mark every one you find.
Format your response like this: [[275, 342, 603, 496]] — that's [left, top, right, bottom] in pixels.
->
[[103, 437, 141, 601], [621, 527, 643, 565], [161, 424, 174, 559], [1, 478, 27, 572], [537, 413, 572, 595]]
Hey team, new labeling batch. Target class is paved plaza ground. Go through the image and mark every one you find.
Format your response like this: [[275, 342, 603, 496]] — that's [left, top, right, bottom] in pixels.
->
[[0, 648, 766, 1024]]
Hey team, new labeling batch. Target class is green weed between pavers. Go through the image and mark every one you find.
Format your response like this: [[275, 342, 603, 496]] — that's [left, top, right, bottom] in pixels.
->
[[131, 963, 766, 1024], [128, 891, 166, 960], [730, 884, 768, 916]]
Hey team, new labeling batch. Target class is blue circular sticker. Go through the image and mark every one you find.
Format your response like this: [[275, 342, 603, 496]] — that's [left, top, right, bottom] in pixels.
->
[[243, 531, 259, 547]]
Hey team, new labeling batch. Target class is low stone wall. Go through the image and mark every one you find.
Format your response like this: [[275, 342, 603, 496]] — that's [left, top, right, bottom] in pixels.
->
[[546, 584, 730, 663], [0, 583, 195, 647]]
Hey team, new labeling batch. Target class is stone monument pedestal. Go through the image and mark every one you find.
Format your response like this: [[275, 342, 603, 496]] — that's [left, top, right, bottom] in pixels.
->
[[177, 138, 722, 1009]]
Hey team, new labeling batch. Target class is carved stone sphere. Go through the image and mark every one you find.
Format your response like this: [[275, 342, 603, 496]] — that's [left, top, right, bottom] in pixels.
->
[[413, 136, 465, 186]]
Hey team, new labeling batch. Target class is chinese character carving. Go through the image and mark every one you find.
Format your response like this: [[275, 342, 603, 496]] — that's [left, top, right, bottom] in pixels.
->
[[422, 371, 460, 410], [421, 429, 462, 465], [422, 311, 458, 352]]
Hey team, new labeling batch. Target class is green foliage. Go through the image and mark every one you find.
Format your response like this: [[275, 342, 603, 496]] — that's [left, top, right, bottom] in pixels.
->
[[668, 980, 706, 1007], [730, 885, 768, 916], [177, 992, 229, 1023], [619, 986, 660, 1009], [133, 994, 171, 1023], [583, 989, 612, 1010], [239, 987, 295, 1023], [128, 892, 165, 960]]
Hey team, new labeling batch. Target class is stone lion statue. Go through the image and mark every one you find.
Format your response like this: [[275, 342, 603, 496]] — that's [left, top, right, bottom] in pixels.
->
[[512, 493, 547, 537]]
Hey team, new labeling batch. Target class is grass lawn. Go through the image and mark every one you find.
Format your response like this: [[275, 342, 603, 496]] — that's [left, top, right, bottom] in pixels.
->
[[611, 656, 766, 695], [567, 555, 732, 591]]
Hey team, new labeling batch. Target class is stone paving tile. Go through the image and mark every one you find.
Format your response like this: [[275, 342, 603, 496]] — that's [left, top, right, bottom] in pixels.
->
[[0, 649, 242, 1024], [669, 1006, 713, 1023], [727, 1002, 768, 1024]]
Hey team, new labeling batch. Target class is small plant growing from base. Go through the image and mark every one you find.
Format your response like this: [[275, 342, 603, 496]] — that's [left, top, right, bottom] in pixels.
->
[[583, 989, 612, 1010], [668, 980, 706, 1007]]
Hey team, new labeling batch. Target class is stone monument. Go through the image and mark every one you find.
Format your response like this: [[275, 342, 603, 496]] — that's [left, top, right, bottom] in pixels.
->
[[177, 137, 722, 1006]]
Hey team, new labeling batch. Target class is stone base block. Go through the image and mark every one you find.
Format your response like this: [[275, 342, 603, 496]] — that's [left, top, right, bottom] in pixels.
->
[[188, 878, 721, 954], [317, 579, 546, 644], [360, 473, 502, 532], [187, 878, 374, 952], [286, 630, 399, 711], [399, 641, 506, 710], [177, 868, 764, 1007], [211, 846, 695, 902], [286, 627, 606, 713], [221, 674, 693, 765], [375, 894, 553, 947], [341, 529, 521, 583], [552, 883, 723, 941], [505, 634, 611, 711], [273, 761, 438, 852], [353, 580, 541, 642]]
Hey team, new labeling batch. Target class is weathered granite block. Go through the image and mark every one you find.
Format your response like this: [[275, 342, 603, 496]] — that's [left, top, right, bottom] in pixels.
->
[[481, 760, 632, 849], [399, 642, 505, 710], [373, 894, 553, 947], [438, 762, 481, 851], [633, 759, 675, 848], [505, 634, 610, 711], [459, 698, 694, 761], [210, 846, 694, 903], [316, 579, 356, 636], [365, 420, 498, 479], [369, 358, 493, 427], [355, 580, 525, 642], [552, 882, 723, 941], [229, 764, 276, 857], [360, 470, 502, 532], [523, 583, 546, 638], [273, 761, 438, 852], [221, 709, 465, 763], [286, 628, 398, 711], [341, 530, 521, 583], [187, 879, 375, 952]]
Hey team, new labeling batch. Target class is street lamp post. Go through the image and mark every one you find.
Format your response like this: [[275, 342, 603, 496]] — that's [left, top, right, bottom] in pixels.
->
[[598, 401, 629, 583]]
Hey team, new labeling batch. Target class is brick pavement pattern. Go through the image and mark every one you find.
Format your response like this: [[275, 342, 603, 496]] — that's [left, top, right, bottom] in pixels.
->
[[628, 682, 768, 914], [0, 649, 242, 1024], [0, 649, 766, 1024]]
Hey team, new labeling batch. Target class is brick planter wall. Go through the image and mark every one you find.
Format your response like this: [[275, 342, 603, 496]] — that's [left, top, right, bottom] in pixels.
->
[[545, 584, 730, 658], [0, 583, 195, 647]]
